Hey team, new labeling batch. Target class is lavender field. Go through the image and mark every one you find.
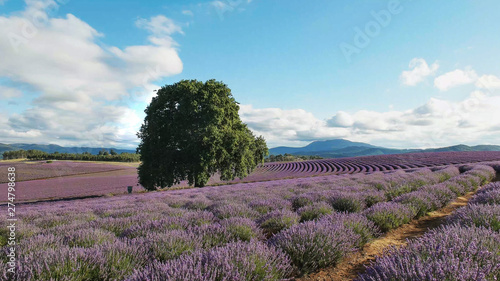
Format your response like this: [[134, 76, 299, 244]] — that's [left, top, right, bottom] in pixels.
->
[[1, 159, 498, 280], [3, 151, 500, 203]]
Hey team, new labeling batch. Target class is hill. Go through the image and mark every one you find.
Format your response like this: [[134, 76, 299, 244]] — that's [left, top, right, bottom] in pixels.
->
[[269, 139, 500, 158]]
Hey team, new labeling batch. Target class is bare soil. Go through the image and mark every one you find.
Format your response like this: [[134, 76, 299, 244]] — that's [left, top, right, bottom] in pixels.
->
[[296, 192, 475, 281]]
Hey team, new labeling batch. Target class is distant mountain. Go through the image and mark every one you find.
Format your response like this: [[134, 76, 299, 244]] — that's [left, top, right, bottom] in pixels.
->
[[269, 139, 500, 158], [0, 143, 136, 158], [270, 139, 376, 155]]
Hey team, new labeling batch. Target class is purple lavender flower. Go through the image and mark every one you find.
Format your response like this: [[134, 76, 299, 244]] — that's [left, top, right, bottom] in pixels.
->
[[329, 192, 367, 213], [470, 182, 500, 205], [127, 240, 293, 281], [356, 225, 500, 281], [144, 230, 203, 261], [209, 202, 260, 219], [257, 209, 300, 237], [447, 204, 500, 231], [297, 201, 334, 222], [393, 190, 441, 218], [219, 217, 265, 241], [249, 198, 293, 214], [320, 212, 381, 247], [363, 202, 415, 232], [269, 220, 359, 274]]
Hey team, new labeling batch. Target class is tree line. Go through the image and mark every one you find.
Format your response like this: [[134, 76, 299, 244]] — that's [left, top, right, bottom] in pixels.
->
[[265, 154, 323, 162], [2, 149, 140, 162]]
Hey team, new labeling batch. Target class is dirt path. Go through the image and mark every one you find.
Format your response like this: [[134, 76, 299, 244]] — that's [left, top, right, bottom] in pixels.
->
[[296, 192, 475, 281]]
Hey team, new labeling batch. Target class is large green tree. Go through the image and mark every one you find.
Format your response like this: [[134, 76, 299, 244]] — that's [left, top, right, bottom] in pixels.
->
[[137, 79, 268, 189]]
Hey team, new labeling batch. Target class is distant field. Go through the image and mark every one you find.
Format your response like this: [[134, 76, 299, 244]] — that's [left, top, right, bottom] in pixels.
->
[[2, 151, 500, 203], [0, 160, 132, 183]]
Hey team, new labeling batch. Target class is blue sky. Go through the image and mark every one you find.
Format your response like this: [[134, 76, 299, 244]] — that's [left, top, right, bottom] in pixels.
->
[[1, 0, 500, 149]]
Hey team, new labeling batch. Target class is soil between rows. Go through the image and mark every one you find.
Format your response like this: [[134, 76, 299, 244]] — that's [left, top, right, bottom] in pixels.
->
[[296, 191, 476, 281]]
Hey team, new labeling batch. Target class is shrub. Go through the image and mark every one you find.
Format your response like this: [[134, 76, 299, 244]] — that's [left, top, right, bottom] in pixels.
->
[[363, 202, 415, 232], [269, 220, 359, 275], [297, 201, 334, 222], [145, 230, 202, 261], [62, 228, 116, 248], [220, 217, 265, 241], [357, 225, 500, 281], [470, 183, 500, 205], [258, 209, 300, 237], [249, 198, 292, 214], [128, 241, 293, 281], [362, 190, 386, 207], [447, 204, 500, 231], [120, 217, 190, 238], [383, 184, 414, 201], [183, 198, 212, 210], [11, 240, 149, 281], [419, 184, 456, 207], [10, 247, 102, 281], [209, 202, 259, 219], [182, 211, 218, 227], [393, 190, 441, 218], [434, 166, 460, 182], [320, 212, 381, 247], [464, 165, 496, 185], [189, 223, 233, 248], [329, 192, 366, 213], [290, 193, 325, 211]]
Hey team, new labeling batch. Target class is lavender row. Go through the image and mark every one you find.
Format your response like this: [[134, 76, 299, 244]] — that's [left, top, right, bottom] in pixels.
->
[[357, 174, 500, 281], [0, 163, 497, 280]]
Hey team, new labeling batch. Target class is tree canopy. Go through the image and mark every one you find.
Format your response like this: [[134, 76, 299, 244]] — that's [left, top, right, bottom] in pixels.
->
[[137, 79, 268, 189]]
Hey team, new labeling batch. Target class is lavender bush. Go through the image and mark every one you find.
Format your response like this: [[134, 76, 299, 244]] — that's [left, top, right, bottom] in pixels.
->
[[447, 204, 500, 231], [320, 212, 381, 247], [249, 198, 292, 214], [269, 220, 359, 275], [220, 217, 265, 241], [127, 241, 293, 281], [357, 225, 500, 281], [363, 202, 415, 232], [393, 190, 441, 218], [470, 182, 500, 205], [419, 184, 456, 207], [329, 192, 366, 213], [297, 201, 334, 222], [144, 230, 203, 261], [257, 209, 300, 236], [209, 202, 260, 219]]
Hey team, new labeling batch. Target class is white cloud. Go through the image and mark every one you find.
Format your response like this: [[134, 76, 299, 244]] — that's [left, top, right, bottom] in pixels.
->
[[242, 90, 500, 149], [476, 74, 500, 90], [135, 15, 184, 36], [434, 68, 478, 91], [400, 58, 439, 86], [326, 111, 354, 127], [210, 0, 252, 17], [0, 86, 23, 99], [0, 1, 183, 148], [239, 105, 350, 147]]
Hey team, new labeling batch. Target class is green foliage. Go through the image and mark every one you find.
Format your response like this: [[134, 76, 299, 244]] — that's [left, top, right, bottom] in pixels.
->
[[137, 79, 268, 189], [2, 149, 140, 162], [265, 153, 323, 162]]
